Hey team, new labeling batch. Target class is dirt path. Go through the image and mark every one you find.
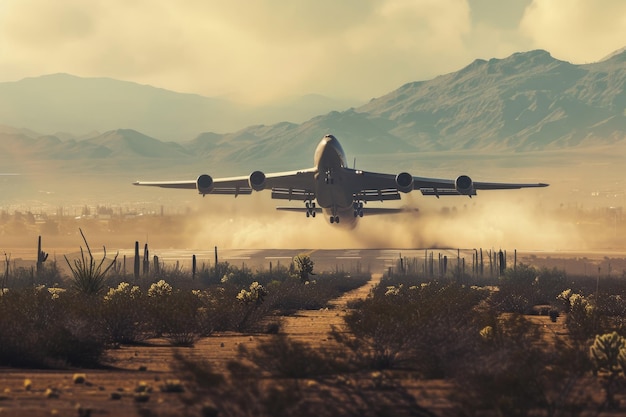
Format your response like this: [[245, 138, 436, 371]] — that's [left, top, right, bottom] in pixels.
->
[[280, 273, 382, 346]]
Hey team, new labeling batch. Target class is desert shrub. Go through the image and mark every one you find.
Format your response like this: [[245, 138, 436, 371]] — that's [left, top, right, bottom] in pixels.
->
[[64, 229, 118, 295], [34, 260, 63, 287], [237, 335, 345, 378], [0, 287, 107, 367], [559, 290, 604, 341], [490, 264, 567, 314], [337, 281, 489, 376], [102, 282, 151, 345], [453, 310, 603, 416], [160, 290, 205, 346]]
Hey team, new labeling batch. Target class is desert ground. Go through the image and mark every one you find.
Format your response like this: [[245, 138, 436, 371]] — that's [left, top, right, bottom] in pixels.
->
[[0, 245, 625, 416]]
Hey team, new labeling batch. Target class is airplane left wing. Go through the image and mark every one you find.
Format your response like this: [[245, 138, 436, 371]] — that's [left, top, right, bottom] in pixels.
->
[[134, 168, 317, 198], [344, 168, 548, 199]]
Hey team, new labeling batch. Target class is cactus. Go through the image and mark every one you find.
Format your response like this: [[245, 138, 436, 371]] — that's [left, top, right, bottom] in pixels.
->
[[134, 241, 140, 280], [590, 332, 626, 409], [153, 255, 160, 275], [143, 243, 149, 276], [192, 254, 197, 280], [36, 235, 48, 275]]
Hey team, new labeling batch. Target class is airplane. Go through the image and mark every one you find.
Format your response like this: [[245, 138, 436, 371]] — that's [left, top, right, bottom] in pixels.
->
[[133, 134, 548, 228]]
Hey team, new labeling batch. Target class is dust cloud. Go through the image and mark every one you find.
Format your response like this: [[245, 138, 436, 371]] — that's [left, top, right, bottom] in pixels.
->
[[180, 192, 587, 251]]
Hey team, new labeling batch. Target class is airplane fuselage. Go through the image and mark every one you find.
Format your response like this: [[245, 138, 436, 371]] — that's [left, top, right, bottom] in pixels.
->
[[313, 135, 358, 227]]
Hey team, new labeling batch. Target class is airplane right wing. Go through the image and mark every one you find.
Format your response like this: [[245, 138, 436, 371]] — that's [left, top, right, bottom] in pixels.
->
[[343, 168, 548, 199]]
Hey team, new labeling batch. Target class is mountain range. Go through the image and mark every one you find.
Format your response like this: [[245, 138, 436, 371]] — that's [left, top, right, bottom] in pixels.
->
[[1, 48, 625, 169]]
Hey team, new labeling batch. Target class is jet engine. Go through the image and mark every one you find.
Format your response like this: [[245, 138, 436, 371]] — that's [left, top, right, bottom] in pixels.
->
[[249, 170, 266, 191], [395, 172, 414, 193], [196, 174, 214, 194], [455, 175, 474, 195]]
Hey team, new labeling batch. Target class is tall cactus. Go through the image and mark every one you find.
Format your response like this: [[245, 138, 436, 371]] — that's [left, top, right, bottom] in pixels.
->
[[143, 243, 149, 276], [36, 235, 48, 275], [134, 241, 140, 280]]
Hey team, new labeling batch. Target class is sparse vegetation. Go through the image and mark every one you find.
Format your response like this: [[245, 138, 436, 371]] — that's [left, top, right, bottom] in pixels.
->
[[3, 231, 626, 415]]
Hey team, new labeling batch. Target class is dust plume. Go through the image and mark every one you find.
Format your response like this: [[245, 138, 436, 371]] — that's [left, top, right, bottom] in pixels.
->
[[180, 192, 586, 251]]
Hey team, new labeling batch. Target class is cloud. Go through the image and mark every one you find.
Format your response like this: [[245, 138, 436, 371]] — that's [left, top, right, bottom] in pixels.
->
[[3, 0, 623, 103], [0, 0, 474, 102], [520, 0, 626, 62]]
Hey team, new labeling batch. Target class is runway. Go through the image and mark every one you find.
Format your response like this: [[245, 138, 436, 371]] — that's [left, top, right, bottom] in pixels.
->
[[113, 247, 496, 275], [107, 247, 626, 277]]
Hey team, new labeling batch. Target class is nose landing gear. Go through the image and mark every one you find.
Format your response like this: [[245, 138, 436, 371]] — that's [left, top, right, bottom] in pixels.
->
[[305, 200, 316, 218], [324, 169, 334, 184]]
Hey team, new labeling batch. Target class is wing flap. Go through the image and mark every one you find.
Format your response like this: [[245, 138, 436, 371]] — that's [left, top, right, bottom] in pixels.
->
[[133, 180, 197, 189], [271, 188, 316, 201], [420, 188, 476, 197], [355, 189, 401, 202]]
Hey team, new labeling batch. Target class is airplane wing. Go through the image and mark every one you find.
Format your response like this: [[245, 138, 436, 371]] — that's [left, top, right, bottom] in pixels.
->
[[134, 168, 317, 198], [345, 168, 548, 199]]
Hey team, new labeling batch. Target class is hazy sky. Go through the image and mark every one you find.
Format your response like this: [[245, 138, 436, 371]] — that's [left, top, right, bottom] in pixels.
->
[[1, 0, 625, 104]]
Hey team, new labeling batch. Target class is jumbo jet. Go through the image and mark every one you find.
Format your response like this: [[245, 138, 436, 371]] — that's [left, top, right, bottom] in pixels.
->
[[134, 134, 548, 227]]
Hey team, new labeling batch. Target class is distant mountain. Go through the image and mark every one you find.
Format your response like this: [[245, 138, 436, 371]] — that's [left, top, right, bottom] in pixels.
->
[[356, 49, 626, 151], [1, 48, 625, 168], [195, 48, 626, 162], [0, 74, 359, 141]]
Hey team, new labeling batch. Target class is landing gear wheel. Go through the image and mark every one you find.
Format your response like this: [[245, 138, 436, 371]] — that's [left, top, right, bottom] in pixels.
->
[[330, 216, 335, 224], [306, 211, 310, 218], [312, 211, 316, 218]]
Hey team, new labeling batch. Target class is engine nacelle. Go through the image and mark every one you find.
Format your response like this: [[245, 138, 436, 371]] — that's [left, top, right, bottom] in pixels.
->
[[455, 175, 474, 195], [196, 174, 214, 194], [248, 170, 266, 191], [395, 172, 414, 193]]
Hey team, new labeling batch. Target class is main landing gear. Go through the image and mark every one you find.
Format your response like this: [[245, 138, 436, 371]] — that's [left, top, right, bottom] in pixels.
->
[[353, 201, 364, 217], [305, 201, 316, 218]]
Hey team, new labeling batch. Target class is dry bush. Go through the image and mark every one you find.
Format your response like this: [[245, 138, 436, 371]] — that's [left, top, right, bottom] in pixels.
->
[[453, 314, 592, 417], [336, 280, 489, 377], [236, 335, 347, 378], [0, 288, 107, 368], [101, 282, 152, 345], [490, 264, 567, 314]]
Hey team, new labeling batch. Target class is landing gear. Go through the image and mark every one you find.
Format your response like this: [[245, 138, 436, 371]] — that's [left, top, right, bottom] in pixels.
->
[[330, 215, 340, 224], [353, 201, 364, 217], [324, 169, 334, 184], [305, 200, 316, 218]]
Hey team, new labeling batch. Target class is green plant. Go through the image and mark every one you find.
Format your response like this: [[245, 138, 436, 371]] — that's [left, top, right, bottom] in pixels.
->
[[64, 229, 118, 295]]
